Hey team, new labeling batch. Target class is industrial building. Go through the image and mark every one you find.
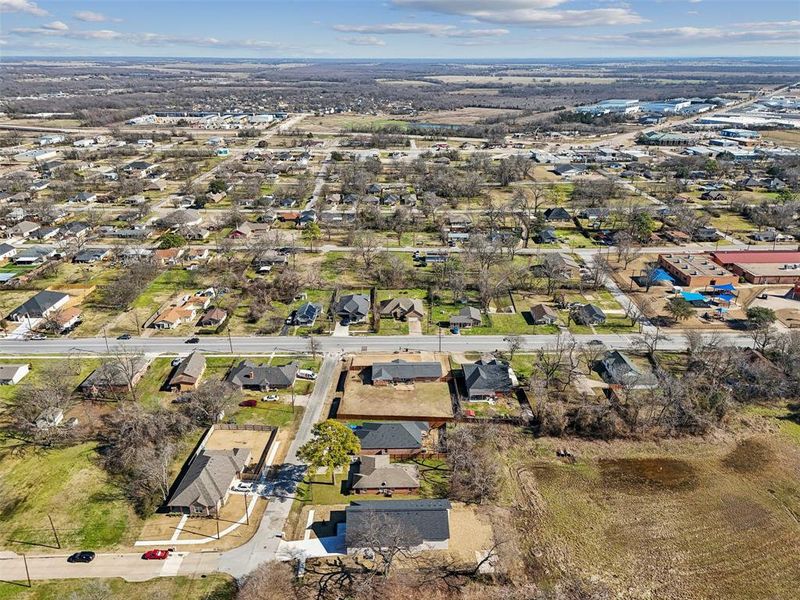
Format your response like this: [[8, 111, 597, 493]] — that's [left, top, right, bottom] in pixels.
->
[[710, 250, 800, 284]]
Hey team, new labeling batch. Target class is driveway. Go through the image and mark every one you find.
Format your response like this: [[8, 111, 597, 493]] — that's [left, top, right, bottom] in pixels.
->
[[332, 322, 350, 337], [408, 318, 422, 336]]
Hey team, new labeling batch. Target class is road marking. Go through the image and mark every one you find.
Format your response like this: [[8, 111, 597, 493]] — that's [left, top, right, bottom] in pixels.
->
[[160, 553, 184, 576]]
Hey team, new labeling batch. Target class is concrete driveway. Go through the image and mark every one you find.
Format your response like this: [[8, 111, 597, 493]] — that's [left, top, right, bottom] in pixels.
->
[[332, 322, 350, 337], [408, 318, 422, 336]]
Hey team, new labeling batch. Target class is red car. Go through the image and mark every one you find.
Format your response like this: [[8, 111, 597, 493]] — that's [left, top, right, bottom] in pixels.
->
[[239, 399, 258, 408], [142, 549, 170, 560]]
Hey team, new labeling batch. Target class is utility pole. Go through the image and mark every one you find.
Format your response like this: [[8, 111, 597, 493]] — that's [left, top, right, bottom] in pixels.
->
[[438, 326, 442, 353], [215, 510, 221, 540], [227, 328, 233, 354], [103, 326, 110, 353], [244, 491, 249, 526], [48, 514, 60, 549]]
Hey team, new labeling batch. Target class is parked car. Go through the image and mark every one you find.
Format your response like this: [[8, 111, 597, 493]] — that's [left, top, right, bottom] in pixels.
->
[[262, 394, 279, 402], [239, 399, 258, 408], [232, 482, 252, 492], [185, 337, 200, 344], [297, 369, 317, 380], [67, 551, 95, 563], [142, 549, 170, 560], [27, 333, 46, 340], [171, 358, 182, 367], [117, 333, 132, 340]]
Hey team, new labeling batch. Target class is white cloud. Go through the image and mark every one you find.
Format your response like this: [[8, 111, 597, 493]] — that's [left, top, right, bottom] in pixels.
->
[[42, 21, 69, 31], [338, 35, 387, 47], [391, 0, 645, 27], [562, 21, 800, 46], [12, 26, 123, 40], [73, 10, 120, 23], [334, 22, 508, 38], [0, 0, 48, 16]]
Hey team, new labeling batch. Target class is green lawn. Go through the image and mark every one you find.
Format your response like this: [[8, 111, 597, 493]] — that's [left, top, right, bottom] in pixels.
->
[[0, 442, 139, 551], [0, 575, 235, 600], [131, 268, 198, 310]]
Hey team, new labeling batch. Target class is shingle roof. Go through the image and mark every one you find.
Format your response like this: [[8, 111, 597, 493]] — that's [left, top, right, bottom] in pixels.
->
[[462, 358, 512, 397], [355, 421, 428, 450], [169, 351, 206, 387], [352, 455, 419, 490], [226, 360, 298, 389], [379, 298, 424, 318], [345, 499, 451, 549], [336, 294, 370, 319], [167, 448, 250, 510], [10, 290, 69, 319], [372, 359, 442, 383]]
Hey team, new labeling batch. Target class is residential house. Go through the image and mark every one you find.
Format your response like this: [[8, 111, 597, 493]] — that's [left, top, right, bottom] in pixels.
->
[[598, 350, 656, 389], [543, 207, 571, 222], [154, 247, 186, 266], [198, 307, 228, 327], [70, 192, 97, 203], [13, 246, 55, 266], [693, 226, 720, 242], [371, 360, 443, 386], [79, 357, 150, 396], [0, 363, 30, 385], [62, 222, 90, 238], [31, 226, 60, 241], [8, 221, 39, 238], [345, 499, 451, 553], [73, 247, 110, 264], [51, 306, 82, 332], [226, 360, 299, 391], [335, 294, 370, 324], [351, 454, 420, 495], [573, 304, 606, 325], [448, 306, 482, 329], [152, 305, 197, 329], [529, 303, 559, 325], [165, 447, 251, 516], [536, 228, 558, 244], [167, 351, 206, 392], [9, 290, 70, 321], [700, 191, 727, 202], [0, 243, 17, 262], [355, 422, 429, 456], [378, 298, 425, 321], [552, 164, 587, 177], [462, 357, 513, 400], [292, 302, 322, 326]]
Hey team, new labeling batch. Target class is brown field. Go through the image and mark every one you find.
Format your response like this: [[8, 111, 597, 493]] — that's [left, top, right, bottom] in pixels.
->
[[414, 107, 521, 124], [424, 75, 618, 85], [339, 370, 453, 420], [761, 129, 800, 147], [204, 427, 273, 466], [498, 421, 800, 599]]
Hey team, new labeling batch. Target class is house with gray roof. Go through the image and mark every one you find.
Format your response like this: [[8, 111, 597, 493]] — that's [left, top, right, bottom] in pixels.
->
[[371, 359, 443, 386], [598, 350, 657, 389], [345, 499, 451, 552], [0, 363, 30, 385], [12, 245, 55, 265], [462, 357, 513, 400], [73, 248, 111, 264], [0, 243, 17, 261], [573, 303, 606, 326], [166, 447, 251, 516], [8, 290, 70, 321], [355, 421, 429, 456], [167, 351, 206, 392], [448, 306, 482, 328], [529, 303, 559, 325], [351, 454, 420, 495], [292, 301, 322, 326], [226, 360, 298, 391], [335, 293, 370, 324]]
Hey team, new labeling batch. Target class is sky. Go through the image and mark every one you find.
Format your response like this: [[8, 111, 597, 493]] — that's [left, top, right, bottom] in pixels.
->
[[0, 0, 798, 59]]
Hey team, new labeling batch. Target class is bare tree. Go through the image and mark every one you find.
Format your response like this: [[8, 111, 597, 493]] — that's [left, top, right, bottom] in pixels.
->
[[183, 380, 241, 426]]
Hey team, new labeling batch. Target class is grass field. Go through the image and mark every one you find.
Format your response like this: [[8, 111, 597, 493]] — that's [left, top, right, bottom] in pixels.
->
[[496, 425, 800, 598], [0, 575, 235, 600]]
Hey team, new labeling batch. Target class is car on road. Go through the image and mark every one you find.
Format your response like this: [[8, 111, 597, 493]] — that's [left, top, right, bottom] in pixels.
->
[[142, 549, 170, 560], [117, 333, 132, 340], [27, 333, 46, 340], [67, 551, 95, 563], [239, 399, 258, 408], [587, 339, 605, 346], [185, 337, 200, 344], [262, 394, 279, 402]]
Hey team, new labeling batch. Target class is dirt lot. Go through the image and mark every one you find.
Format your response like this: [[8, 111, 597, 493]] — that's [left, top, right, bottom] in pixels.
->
[[338, 370, 453, 421], [497, 420, 800, 599], [204, 427, 273, 466]]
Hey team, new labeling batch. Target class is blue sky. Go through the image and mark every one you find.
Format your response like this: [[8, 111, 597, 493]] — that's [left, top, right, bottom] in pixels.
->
[[1, 0, 798, 58]]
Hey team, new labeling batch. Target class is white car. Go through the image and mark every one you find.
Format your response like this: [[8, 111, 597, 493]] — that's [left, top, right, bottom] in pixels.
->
[[232, 482, 252, 493], [262, 394, 279, 402], [297, 369, 317, 380]]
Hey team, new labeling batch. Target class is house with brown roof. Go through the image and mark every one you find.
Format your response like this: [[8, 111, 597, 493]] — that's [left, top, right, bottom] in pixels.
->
[[152, 305, 197, 329], [529, 303, 559, 325], [378, 298, 425, 320], [198, 307, 227, 327], [167, 351, 206, 392], [351, 454, 420, 495], [154, 247, 186, 265]]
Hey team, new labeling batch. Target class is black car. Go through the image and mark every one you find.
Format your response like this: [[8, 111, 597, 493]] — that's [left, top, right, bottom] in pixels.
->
[[185, 337, 200, 344], [117, 333, 132, 340], [67, 551, 95, 563]]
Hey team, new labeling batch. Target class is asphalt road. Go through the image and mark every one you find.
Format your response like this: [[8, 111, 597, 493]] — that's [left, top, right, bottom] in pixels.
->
[[0, 331, 757, 357]]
